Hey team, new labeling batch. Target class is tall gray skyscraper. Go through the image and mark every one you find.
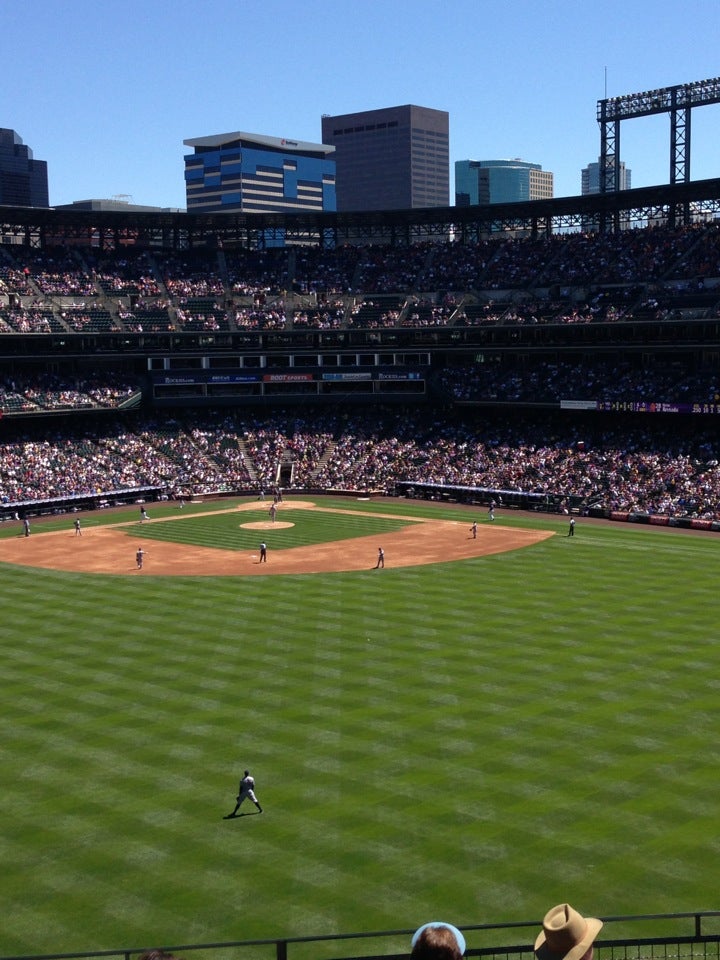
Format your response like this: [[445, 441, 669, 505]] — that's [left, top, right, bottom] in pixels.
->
[[321, 104, 449, 212]]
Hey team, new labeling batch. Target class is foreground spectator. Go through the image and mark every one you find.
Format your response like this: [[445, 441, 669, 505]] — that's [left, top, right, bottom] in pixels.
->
[[412, 922, 466, 960], [535, 903, 603, 960]]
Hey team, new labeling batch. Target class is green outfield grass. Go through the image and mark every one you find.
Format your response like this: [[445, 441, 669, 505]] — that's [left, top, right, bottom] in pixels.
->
[[2, 497, 720, 956]]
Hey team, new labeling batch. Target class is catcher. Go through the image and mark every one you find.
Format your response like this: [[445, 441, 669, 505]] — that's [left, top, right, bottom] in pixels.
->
[[225, 769, 263, 817]]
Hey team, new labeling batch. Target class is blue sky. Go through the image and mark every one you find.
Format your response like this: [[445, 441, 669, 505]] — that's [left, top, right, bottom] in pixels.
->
[[5, 0, 720, 209]]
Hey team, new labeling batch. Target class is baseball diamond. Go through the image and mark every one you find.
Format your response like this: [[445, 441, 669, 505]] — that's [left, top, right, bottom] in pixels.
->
[[0, 500, 552, 575]]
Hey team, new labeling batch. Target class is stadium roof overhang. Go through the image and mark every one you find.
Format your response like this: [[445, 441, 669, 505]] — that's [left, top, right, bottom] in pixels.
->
[[1, 177, 720, 250]]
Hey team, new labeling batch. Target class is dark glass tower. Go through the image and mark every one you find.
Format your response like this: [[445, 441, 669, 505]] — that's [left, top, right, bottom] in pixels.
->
[[0, 129, 49, 207], [321, 105, 449, 212]]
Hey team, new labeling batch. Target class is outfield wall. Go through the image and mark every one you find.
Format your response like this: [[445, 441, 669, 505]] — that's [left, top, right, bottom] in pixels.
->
[[0, 486, 163, 522], [4, 480, 720, 534]]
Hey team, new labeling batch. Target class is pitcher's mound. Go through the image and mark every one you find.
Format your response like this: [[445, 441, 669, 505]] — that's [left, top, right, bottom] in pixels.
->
[[241, 521, 295, 530]]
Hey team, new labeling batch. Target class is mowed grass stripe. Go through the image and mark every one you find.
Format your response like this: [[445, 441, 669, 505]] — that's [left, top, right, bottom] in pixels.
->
[[3, 506, 720, 953]]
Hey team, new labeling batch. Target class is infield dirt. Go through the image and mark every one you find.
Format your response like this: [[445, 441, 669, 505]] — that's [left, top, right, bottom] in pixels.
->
[[0, 499, 553, 576]]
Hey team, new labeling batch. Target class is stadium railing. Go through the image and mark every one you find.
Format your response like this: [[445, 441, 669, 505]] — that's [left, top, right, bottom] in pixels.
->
[[4, 912, 720, 960], [0, 486, 164, 521]]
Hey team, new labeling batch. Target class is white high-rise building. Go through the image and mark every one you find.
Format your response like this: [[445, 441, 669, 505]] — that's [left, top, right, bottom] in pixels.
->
[[581, 158, 631, 194]]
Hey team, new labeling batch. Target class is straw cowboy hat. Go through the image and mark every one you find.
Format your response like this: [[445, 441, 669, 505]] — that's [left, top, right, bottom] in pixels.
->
[[535, 904, 603, 960]]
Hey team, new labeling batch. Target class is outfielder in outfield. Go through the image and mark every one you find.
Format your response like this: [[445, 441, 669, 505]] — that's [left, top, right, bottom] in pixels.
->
[[225, 769, 263, 817]]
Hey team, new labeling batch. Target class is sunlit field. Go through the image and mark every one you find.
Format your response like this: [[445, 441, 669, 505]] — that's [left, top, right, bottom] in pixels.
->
[[3, 498, 719, 956]]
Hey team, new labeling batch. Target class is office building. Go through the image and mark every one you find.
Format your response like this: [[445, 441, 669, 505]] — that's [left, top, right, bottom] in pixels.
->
[[321, 105, 449, 211], [183, 131, 336, 214], [581, 157, 631, 194], [0, 128, 49, 207], [455, 159, 553, 206], [56, 198, 180, 212]]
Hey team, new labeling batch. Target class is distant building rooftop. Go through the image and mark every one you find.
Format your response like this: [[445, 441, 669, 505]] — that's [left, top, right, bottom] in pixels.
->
[[55, 198, 183, 213], [184, 131, 334, 158]]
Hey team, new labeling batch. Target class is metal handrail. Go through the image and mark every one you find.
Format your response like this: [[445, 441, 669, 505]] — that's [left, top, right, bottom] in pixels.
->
[[4, 911, 720, 960]]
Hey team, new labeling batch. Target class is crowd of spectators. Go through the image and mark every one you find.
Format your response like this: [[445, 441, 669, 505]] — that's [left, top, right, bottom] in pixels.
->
[[241, 414, 336, 489], [3, 225, 720, 521], [175, 301, 229, 332], [349, 298, 404, 328], [0, 265, 34, 296], [157, 253, 225, 300], [2, 221, 720, 335], [224, 248, 286, 298], [119, 298, 174, 332], [18, 249, 96, 297], [0, 373, 139, 415], [59, 305, 119, 332], [292, 245, 359, 295], [91, 250, 163, 299], [299, 409, 720, 519], [187, 418, 254, 489], [233, 304, 287, 329], [0, 305, 58, 333], [291, 299, 346, 328], [437, 359, 720, 404], [403, 296, 456, 327], [3, 408, 720, 521]]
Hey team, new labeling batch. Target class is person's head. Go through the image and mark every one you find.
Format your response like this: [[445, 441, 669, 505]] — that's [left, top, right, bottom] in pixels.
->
[[534, 904, 603, 960], [411, 922, 465, 960], [244, 769, 249, 776]]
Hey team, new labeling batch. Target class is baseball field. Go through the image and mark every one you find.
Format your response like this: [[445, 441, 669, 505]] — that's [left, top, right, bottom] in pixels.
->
[[2, 495, 719, 957]]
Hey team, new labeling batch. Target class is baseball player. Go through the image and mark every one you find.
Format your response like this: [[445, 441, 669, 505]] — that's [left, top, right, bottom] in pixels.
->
[[225, 770, 263, 817]]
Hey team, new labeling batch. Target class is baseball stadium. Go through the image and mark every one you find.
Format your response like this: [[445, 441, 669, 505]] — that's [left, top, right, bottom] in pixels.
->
[[5, 78, 720, 960]]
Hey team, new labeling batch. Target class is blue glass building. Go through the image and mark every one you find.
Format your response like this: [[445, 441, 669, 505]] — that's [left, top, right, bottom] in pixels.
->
[[183, 131, 336, 214], [455, 159, 553, 206]]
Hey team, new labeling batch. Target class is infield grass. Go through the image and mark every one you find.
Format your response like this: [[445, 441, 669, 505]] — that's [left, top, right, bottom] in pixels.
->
[[2, 498, 720, 956]]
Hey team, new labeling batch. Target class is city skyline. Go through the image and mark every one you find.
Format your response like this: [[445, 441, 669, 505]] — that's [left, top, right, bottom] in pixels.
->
[[4, 0, 720, 210]]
